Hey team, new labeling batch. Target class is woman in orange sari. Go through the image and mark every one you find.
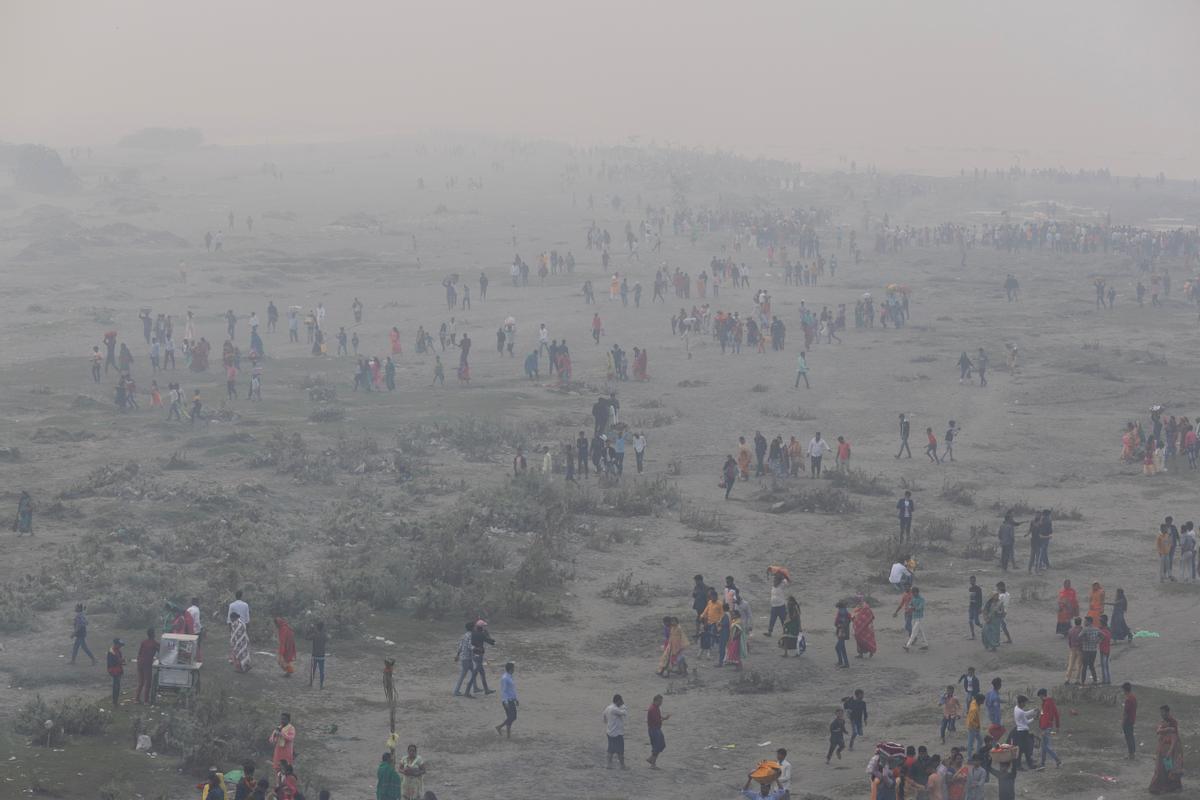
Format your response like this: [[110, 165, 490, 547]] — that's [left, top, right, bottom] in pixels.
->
[[1121, 425, 1136, 462], [737, 438, 752, 480], [389, 327, 402, 355], [851, 598, 877, 658], [274, 617, 297, 676], [656, 617, 689, 677], [1056, 579, 1079, 636], [1088, 582, 1105, 623]]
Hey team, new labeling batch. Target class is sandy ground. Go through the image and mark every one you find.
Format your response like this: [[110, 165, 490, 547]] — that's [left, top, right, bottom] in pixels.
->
[[0, 139, 1198, 800]]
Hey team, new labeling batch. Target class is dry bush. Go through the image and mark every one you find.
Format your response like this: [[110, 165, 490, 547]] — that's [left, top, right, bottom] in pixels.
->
[[750, 383, 770, 393], [729, 670, 792, 694], [15, 695, 110, 745], [762, 486, 860, 514], [940, 480, 976, 507], [130, 678, 267, 770], [600, 572, 654, 606], [964, 523, 998, 561], [920, 516, 955, 543], [680, 506, 730, 532], [309, 405, 346, 422]]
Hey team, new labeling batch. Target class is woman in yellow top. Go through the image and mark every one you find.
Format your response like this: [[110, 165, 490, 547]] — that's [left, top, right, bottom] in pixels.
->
[[1158, 525, 1173, 581]]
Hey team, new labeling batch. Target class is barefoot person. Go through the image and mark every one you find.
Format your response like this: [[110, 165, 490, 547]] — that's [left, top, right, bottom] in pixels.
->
[[646, 694, 670, 768]]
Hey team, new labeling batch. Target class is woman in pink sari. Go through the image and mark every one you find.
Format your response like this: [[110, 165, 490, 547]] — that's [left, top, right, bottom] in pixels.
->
[[852, 599, 877, 658], [632, 347, 649, 381], [370, 357, 382, 388], [389, 327, 402, 355]]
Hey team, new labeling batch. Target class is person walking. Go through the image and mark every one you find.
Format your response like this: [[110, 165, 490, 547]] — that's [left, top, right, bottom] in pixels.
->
[[807, 432, 831, 478], [833, 601, 851, 668], [1037, 688, 1062, 768], [998, 512, 1018, 571], [897, 491, 915, 541], [843, 689, 868, 750], [1121, 682, 1138, 759], [940, 686, 962, 744], [896, 413, 912, 458], [903, 588, 928, 651], [646, 694, 669, 768], [452, 623, 475, 697], [1012, 695, 1039, 770], [826, 709, 847, 763], [603, 694, 628, 769], [495, 662, 518, 738], [633, 432, 646, 474], [70, 603, 97, 665], [794, 351, 810, 389], [722, 455, 738, 500], [925, 427, 940, 463]]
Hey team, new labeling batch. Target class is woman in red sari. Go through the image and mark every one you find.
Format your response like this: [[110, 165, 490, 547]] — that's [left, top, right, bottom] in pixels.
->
[[274, 617, 297, 676], [1150, 705, 1184, 793], [389, 327, 402, 356], [632, 347, 649, 381], [1056, 579, 1079, 636], [851, 598, 877, 658]]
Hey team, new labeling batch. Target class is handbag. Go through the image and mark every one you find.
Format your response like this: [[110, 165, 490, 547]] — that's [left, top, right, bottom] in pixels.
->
[[795, 633, 807, 653]]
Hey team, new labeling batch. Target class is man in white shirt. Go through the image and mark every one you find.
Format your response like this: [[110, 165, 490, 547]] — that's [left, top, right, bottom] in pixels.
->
[[996, 580, 1013, 644], [538, 324, 550, 353], [807, 432, 832, 478], [227, 590, 250, 628], [603, 694, 628, 769], [187, 597, 203, 644], [1011, 695, 1039, 769], [316, 303, 326, 327], [766, 570, 790, 636], [633, 433, 647, 473], [774, 748, 792, 798]]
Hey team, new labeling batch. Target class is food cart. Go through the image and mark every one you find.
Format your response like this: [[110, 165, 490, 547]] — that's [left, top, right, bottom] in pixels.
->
[[151, 633, 202, 706]]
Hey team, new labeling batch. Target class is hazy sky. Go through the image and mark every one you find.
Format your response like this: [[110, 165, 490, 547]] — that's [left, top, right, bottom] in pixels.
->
[[4, 0, 1198, 175]]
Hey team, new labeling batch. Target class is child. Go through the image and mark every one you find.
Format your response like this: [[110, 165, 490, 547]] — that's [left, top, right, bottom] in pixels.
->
[[149, 380, 162, 408], [826, 708, 847, 763], [926, 427, 940, 463]]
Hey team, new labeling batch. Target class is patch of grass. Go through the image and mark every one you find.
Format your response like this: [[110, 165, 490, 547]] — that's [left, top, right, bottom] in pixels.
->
[[900, 476, 922, 492], [729, 669, 792, 694], [760, 405, 817, 421], [991, 499, 1037, 516], [630, 411, 678, 428], [910, 354, 938, 363], [920, 516, 955, 543], [162, 449, 198, 470], [964, 523, 998, 561], [940, 480, 976, 507], [750, 383, 769, 393], [827, 469, 890, 496], [15, 695, 110, 745], [309, 405, 346, 422], [600, 572, 654, 605], [761, 485, 860, 514], [680, 505, 730, 532]]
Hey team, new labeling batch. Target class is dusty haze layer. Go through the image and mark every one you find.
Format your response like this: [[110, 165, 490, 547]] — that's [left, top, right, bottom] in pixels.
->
[[3, 0, 1199, 176]]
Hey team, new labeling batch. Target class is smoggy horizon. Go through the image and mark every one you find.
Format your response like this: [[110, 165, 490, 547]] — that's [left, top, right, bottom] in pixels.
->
[[4, 0, 1198, 177]]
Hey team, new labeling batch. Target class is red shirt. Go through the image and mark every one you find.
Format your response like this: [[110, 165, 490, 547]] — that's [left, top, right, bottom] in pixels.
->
[[1099, 627, 1112, 655], [1039, 698, 1060, 730], [1123, 694, 1137, 725], [647, 705, 663, 730]]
